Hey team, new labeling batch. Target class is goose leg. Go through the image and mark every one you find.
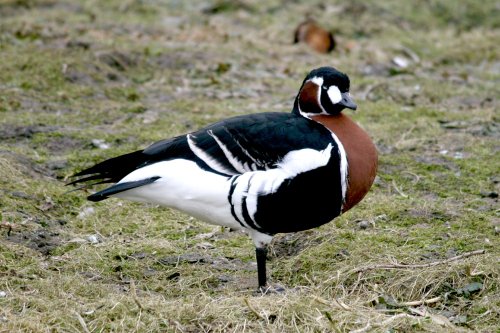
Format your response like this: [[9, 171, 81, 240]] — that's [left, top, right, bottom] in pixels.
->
[[256, 246, 268, 288], [250, 230, 273, 289]]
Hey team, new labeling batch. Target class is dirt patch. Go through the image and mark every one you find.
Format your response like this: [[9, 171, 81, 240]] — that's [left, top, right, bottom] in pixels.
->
[[98, 51, 138, 72], [414, 154, 460, 171], [158, 253, 210, 265], [0, 124, 59, 140], [44, 136, 85, 154], [269, 230, 322, 259], [157, 253, 256, 272], [5, 228, 61, 255], [153, 50, 211, 70], [439, 117, 500, 138], [63, 67, 96, 85], [211, 257, 256, 272], [0, 150, 52, 178], [407, 208, 454, 221]]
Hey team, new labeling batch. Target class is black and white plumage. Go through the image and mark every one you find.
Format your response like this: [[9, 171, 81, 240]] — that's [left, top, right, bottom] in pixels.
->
[[71, 67, 361, 289]]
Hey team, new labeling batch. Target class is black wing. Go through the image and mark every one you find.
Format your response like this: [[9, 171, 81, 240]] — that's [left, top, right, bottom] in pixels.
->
[[70, 112, 333, 187], [183, 113, 334, 175], [68, 136, 193, 186]]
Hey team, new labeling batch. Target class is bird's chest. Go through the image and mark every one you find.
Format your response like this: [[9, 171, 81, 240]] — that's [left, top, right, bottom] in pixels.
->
[[312, 114, 378, 212]]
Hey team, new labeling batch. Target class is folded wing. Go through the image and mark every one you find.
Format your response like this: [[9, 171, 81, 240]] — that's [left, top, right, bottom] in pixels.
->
[[69, 113, 335, 201]]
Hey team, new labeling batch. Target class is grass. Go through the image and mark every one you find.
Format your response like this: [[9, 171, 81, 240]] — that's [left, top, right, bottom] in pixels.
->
[[1, 0, 499, 331]]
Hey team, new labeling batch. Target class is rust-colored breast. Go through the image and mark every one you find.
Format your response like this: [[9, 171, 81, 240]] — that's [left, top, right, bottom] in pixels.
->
[[312, 114, 378, 213]]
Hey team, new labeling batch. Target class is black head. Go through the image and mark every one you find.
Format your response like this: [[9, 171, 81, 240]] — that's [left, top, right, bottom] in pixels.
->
[[293, 67, 357, 117]]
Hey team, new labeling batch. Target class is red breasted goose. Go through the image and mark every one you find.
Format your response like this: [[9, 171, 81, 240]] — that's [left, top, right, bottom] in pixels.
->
[[70, 67, 378, 289]]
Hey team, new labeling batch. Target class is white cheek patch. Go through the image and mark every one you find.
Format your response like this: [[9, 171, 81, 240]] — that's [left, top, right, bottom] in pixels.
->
[[327, 85, 342, 104]]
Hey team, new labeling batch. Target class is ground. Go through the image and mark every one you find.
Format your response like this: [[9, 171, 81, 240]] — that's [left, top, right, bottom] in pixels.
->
[[0, 0, 499, 332]]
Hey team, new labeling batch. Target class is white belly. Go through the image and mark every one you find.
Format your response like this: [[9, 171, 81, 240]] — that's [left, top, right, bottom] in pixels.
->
[[112, 159, 242, 229]]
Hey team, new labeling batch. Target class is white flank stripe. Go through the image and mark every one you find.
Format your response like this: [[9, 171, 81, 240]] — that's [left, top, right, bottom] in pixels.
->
[[229, 176, 250, 228], [277, 144, 333, 177], [329, 132, 348, 206], [207, 130, 248, 174], [230, 145, 335, 227], [187, 134, 237, 175]]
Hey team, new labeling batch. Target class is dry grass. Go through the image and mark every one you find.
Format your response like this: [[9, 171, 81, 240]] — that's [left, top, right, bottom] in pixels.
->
[[1, 0, 499, 332]]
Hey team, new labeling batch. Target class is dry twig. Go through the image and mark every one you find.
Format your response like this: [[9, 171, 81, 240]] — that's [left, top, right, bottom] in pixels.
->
[[399, 296, 442, 307], [130, 279, 144, 310], [392, 180, 408, 198], [244, 298, 264, 320], [74, 311, 91, 333], [313, 295, 351, 310], [408, 307, 455, 328], [350, 313, 418, 333], [350, 249, 486, 274], [0, 221, 17, 236]]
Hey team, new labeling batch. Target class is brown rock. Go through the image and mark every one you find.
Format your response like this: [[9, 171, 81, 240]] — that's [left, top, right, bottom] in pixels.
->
[[294, 19, 335, 53]]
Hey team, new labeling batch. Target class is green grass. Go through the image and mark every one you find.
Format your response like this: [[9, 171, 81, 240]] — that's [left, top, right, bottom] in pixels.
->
[[1, 0, 499, 331]]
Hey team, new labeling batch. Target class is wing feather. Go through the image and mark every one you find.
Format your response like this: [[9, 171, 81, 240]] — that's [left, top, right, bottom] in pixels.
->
[[70, 113, 334, 192]]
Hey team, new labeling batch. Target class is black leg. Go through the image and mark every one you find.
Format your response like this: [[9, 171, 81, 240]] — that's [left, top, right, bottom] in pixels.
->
[[255, 247, 268, 288]]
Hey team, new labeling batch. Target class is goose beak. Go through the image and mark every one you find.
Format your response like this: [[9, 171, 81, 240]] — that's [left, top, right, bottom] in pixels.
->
[[340, 92, 357, 110]]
